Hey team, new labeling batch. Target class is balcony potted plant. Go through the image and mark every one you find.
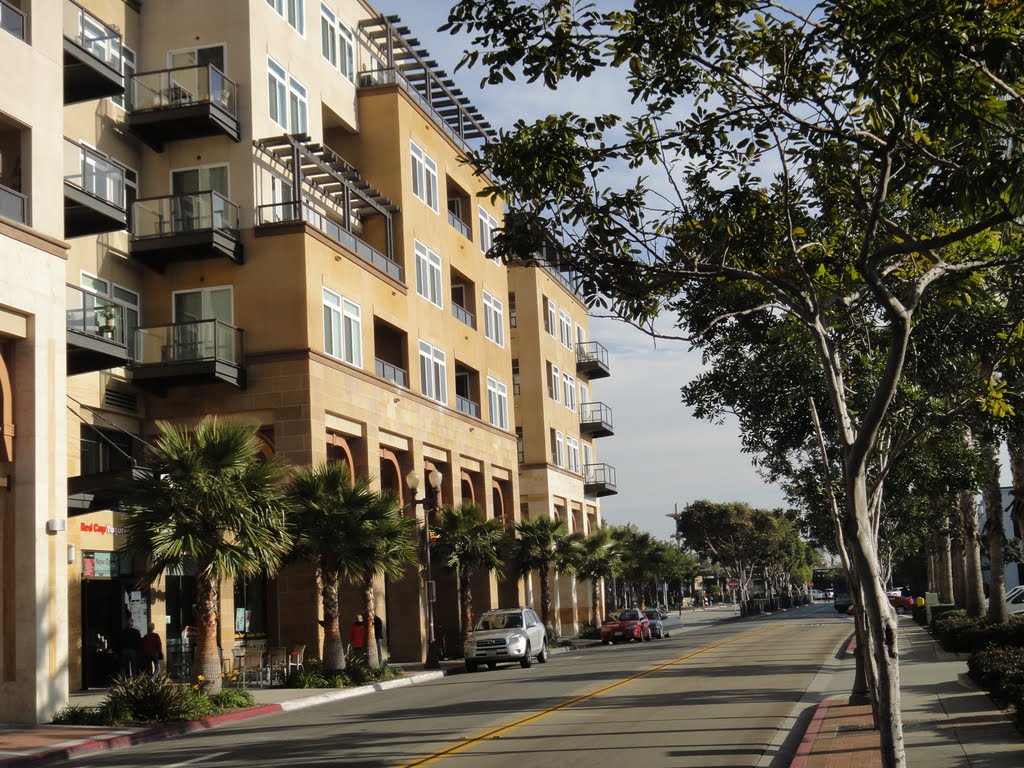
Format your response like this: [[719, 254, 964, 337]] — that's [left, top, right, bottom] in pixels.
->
[[95, 303, 118, 338]]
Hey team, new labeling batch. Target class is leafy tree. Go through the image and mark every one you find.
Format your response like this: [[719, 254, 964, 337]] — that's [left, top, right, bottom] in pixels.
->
[[443, 4, 1024, 762], [430, 501, 504, 650], [507, 516, 568, 630], [613, 527, 669, 608], [122, 418, 293, 693], [574, 526, 619, 622]]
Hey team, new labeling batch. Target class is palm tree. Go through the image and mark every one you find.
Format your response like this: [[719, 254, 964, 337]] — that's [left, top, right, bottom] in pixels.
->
[[287, 465, 416, 668], [430, 501, 504, 651], [122, 417, 293, 693], [574, 527, 619, 624], [507, 516, 568, 631]]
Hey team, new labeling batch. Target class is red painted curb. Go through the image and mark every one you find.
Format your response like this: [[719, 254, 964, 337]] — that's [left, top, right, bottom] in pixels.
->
[[1, 703, 284, 767], [790, 698, 832, 768]]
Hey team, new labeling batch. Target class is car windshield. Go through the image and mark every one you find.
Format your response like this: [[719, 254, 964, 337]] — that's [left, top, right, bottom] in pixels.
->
[[644, 610, 659, 619], [611, 610, 639, 621], [475, 612, 523, 630]]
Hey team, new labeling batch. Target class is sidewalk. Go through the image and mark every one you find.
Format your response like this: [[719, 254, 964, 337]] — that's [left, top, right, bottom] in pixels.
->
[[792, 619, 1024, 767]]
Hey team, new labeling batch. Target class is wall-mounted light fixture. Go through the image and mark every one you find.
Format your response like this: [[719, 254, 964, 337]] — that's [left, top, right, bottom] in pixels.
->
[[45, 518, 66, 534], [67, 544, 77, 564]]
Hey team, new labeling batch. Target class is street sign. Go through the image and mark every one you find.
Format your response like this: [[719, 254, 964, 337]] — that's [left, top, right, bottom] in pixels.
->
[[727, 578, 740, 590]]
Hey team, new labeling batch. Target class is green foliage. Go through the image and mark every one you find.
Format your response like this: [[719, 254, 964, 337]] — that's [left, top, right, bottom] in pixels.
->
[[967, 645, 1024, 713], [431, 501, 504, 577], [208, 688, 255, 710], [577, 620, 601, 639], [104, 674, 216, 724], [51, 705, 109, 726], [284, 659, 403, 689], [912, 604, 929, 626]]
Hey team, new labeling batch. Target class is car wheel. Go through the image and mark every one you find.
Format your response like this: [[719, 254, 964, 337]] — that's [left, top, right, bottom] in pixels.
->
[[521, 642, 533, 668], [896, 606, 907, 615], [538, 642, 549, 663], [602, 639, 611, 645], [486, 661, 497, 670], [465, 660, 477, 673]]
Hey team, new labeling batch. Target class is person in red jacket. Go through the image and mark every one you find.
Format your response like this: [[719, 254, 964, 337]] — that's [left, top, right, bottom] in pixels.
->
[[140, 623, 163, 677], [349, 615, 366, 658]]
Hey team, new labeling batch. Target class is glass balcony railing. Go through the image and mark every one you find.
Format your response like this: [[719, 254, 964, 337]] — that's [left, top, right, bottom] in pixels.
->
[[576, 341, 610, 369], [451, 303, 475, 329], [1, 0, 25, 40], [258, 201, 403, 282], [66, 283, 130, 348], [64, 138, 125, 209], [580, 401, 614, 429], [447, 210, 471, 239], [0, 182, 26, 224], [375, 358, 408, 388], [132, 191, 239, 239], [63, 0, 121, 72], [130, 64, 237, 116], [136, 319, 242, 367], [584, 463, 616, 487], [456, 395, 480, 419]]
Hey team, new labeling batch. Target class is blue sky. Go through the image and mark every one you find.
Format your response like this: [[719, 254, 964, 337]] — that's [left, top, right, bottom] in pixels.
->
[[380, 1, 791, 539]]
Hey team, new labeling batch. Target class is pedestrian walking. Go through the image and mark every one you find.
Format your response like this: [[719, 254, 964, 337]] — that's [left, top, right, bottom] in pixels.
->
[[119, 619, 142, 677], [349, 614, 366, 658], [373, 613, 384, 665], [140, 622, 163, 677]]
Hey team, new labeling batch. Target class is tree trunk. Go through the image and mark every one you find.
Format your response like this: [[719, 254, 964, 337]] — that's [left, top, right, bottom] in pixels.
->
[[925, 539, 936, 595], [362, 574, 378, 668], [937, 533, 954, 605], [194, 571, 222, 694], [321, 567, 344, 671], [960, 490, 986, 618], [984, 438, 1008, 623], [950, 500, 967, 607], [539, 564, 552, 633], [592, 578, 602, 624], [1008, 428, 1024, 537], [459, 570, 473, 653], [846, 469, 904, 768]]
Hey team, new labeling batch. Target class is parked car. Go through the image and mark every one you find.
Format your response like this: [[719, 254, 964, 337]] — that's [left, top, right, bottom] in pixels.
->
[[643, 608, 668, 638], [833, 593, 854, 613], [810, 589, 826, 600], [600, 609, 651, 643], [463, 607, 548, 672], [1007, 589, 1024, 615], [888, 594, 915, 614]]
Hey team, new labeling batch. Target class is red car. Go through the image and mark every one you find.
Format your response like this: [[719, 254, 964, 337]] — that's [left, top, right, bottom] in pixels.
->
[[600, 609, 652, 644], [888, 594, 914, 614]]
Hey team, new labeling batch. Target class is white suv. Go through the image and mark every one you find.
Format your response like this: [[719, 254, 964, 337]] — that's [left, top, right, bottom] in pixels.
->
[[463, 607, 548, 672]]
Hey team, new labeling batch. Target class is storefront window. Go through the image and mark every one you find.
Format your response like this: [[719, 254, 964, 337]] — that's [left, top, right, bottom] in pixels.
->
[[233, 574, 268, 637]]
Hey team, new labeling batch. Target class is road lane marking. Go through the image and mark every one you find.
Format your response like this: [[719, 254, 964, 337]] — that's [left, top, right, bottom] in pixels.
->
[[161, 751, 231, 767], [395, 623, 787, 767]]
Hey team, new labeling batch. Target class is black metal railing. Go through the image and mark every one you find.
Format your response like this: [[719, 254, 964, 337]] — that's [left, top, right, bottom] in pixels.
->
[[1, 0, 25, 40], [455, 395, 480, 418], [130, 64, 237, 116], [0, 182, 26, 224], [64, 138, 126, 209], [451, 303, 475, 329], [258, 201, 402, 281], [447, 210, 470, 239], [65, 283, 131, 349], [375, 357, 408, 387], [576, 340, 610, 369], [580, 401, 614, 429], [63, 0, 121, 71], [135, 319, 242, 367], [584, 463, 616, 487], [132, 191, 239, 239]]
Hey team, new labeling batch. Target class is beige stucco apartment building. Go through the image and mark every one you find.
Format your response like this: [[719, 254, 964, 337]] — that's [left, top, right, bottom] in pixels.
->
[[0, 0, 616, 723]]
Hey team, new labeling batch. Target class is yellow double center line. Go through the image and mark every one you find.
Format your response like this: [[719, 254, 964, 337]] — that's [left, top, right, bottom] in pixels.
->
[[396, 623, 786, 767]]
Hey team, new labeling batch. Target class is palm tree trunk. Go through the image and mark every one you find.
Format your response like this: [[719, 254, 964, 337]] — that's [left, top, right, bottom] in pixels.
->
[[362, 574, 379, 668], [984, 438, 1007, 623], [950, 500, 967, 606], [961, 490, 986, 618], [591, 578, 601, 624], [540, 564, 552, 632], [194, 570, 222, 694], [321, 567, 344, 671], [459, 571, 473, 654], [937, 533, 954, 604]]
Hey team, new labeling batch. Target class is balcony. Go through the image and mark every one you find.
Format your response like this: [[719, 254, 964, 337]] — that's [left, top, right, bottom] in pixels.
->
[[1, 0, 25, 41], [63, 139, 126, 237], [576, 340, 611, 379], [130, 192, 242, 271], [0, 183, 25, 224], [455, 395, 480, 419], [66, 284, 132, 375], [451, 302, 475, 329], [375, 358, 408, 387], [448, 210, 471, 240], [69, 466, 150, 515], [584, 463, 617, 497], [62, 0, 123, 104], [131, 319, 245, 390], [127, 65, 240, 151], [579, 401, 614, 438]]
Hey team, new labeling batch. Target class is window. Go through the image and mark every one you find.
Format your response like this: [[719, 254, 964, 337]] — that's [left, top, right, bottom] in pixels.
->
[[567, 437, 580, 474], [418, 340, 447, 404], [483, 291, 504, 346], [583, 442, 593, 469], [323, 287, 362, 367], [559, 310, 573, 348], [479, 206, 498, 253], [576, 323, 586, 349], [414, 241, 443, 308], [487, 377, 509, 430], [111, 45, 135, 109], [516, 427, 524, 464], [552, 430, 563, 467], [512, 359, 520, 396], [169, 45, 225, 72], [172, 165, 229, 196], [548, 363, 560, 403], [268, 0, 304, 34], [544, 296, 556, 336], [578, 381, 589, 409], [411, 142, 438, 212], [321, 5, 354, 80], [563, 373, 576, 411], [509, 292, 517, 328], [269, 173, 295, 221], [173, 286, 235, 362], [268, 58, 307, 132]]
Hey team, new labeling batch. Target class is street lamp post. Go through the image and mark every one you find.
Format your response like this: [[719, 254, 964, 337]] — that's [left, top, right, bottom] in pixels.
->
[[406, 468, 443, 670]]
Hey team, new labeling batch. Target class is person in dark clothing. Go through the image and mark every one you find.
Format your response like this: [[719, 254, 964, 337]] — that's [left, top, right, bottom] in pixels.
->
[[140, 623, 163, 677], [349, 615, 366, 657], [119, 620, 142, 677], [373, 614, 384, 665]]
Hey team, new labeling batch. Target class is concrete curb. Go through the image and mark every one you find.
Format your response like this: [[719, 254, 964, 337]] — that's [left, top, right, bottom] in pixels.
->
[[789, 699, 832, 768]]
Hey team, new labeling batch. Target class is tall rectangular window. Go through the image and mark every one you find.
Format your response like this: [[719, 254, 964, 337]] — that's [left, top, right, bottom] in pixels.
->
[[487, 377, 509, 430], [411, 142, 439, 212], [321, 5, 354, 81], [269, 0, 304, 34], [268, 58, 307, 132], [555, 430, 564, 467], [418, 340, 447, 404], [512, 359, 520, 396], [559, 310, 573, 348], [567, 437, 580, 473], [323, 287, 362, 366], [544, 296, 556, 336], [509, 292, 517, 328], [549, 363, 560, 403], [414, 240, 443, 308], [111, 45, 135, 109], [516, 427, 525, 464], [479, 207, 498, 253], [563, 373, 576, 411], [289, 76, 308, 133], [483, 291, 504, 346]]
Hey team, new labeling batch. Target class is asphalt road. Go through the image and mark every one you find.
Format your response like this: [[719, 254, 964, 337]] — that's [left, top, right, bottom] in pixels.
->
[[57, 604, 853, 768]]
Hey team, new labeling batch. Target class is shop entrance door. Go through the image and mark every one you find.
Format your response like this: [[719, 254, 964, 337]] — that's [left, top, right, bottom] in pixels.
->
[[81, 579, 124, 688]]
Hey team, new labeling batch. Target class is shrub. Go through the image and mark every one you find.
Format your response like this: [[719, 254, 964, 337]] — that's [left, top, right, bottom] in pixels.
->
[[577, 621, 601, 640], [209, 688, 255, 710], [930, 609, 977, 651], [912, 604, 928, 626], [967, 644, 1024, 708], [51, 705, 107, 726], [105, 674, 215, 723]]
